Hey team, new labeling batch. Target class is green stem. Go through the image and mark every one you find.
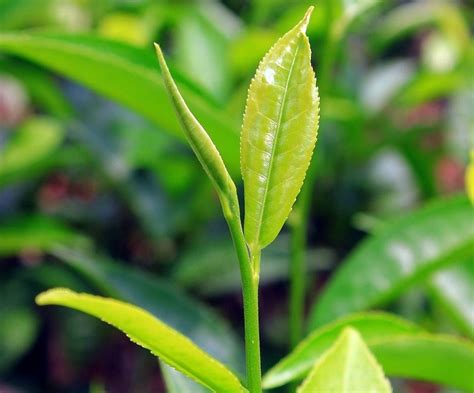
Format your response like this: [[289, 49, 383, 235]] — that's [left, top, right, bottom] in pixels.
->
[[223, 192, 262, 393]]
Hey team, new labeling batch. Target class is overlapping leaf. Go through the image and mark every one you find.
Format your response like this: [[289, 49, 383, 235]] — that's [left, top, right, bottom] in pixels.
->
[[264, 312, 474, 391], [263, 312, 420, 388], [308, 195, 474, 328], [297, 328, 391, 393]]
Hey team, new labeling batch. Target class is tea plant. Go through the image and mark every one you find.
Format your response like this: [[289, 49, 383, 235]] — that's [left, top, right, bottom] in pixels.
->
[[32, 6, 474, 393]]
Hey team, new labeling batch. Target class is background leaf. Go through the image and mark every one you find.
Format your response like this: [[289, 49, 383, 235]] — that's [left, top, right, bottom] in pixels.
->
[[0, 33, 241, 174], [0, 216, 89, 257], [429, 259, 474, 339], [308, 195, 474, 328]]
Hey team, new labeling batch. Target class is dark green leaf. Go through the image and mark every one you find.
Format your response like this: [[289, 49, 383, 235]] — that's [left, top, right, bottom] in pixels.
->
[[308, 195, 474, 328], [0, 33, 241, 174]]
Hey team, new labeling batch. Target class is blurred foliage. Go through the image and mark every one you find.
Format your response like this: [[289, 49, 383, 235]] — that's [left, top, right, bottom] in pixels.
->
[[0, 0, 473, 392]]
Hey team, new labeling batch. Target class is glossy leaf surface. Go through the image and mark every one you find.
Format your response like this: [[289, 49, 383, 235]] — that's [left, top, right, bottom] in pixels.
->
[[297, 328, 391, 393], [263, 312, 420, 389], [155, 44, 236, 206], [308, 195, 474, 328], [429, 259, 474, 338], [37, 289, 245, 393], [241, 6, 319, 250], [0, 33, 241, 174], [264, 312, 474, 390], [51, 247, 245, 374]]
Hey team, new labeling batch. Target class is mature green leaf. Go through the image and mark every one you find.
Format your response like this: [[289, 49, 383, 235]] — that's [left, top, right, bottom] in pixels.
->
[[371, 334, 474, 390], [0, 33, 241, 174], [0, 216, 89, 257], [51, 247, 245, 375], [297, 328, 391, 393], [264, 312, 474, 390], [241, 6, 319, 251], [155, 44, 237, 210], [308, 195, 474, 328], [0, 117, 64, 186], [263, 312, 421, 389], [37, 289, 245, 393], [429, 259, 474, 338]]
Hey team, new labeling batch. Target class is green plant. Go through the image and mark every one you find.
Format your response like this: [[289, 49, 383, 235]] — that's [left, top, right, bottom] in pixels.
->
[[30, 5, 474, 393]]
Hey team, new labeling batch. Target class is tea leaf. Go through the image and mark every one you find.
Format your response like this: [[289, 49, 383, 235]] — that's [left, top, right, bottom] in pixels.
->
[[429, 259, 474, 338], [51, 247, 245, 375], [264, 312, 474, 390], [263, 312, 420, 389], [241, 7, 319, 251], [371, 334, 474, 390], [36, 289, 245, 393], [0, 33, 241, 174], [297, 328, 391, 393], [155, 44, 237, 212], [308, 195, 474, 328]]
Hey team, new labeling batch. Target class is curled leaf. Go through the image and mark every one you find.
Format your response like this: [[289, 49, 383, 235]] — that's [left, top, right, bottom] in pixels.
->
[[155, 44, 238, 214]]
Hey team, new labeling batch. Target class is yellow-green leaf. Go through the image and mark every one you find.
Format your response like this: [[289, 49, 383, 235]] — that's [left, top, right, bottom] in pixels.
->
[[297, 328, 392, 393], [241, 6, 320, 251], [36, 288, 245, 393], [155, 44, 237, 213]]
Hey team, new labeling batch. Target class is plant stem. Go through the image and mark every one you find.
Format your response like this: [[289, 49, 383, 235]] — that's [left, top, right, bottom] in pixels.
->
[[223, 192, 262, 393]]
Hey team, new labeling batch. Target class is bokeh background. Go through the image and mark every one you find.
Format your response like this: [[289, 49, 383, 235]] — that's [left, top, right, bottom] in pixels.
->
[[0, 0, 472, 392]]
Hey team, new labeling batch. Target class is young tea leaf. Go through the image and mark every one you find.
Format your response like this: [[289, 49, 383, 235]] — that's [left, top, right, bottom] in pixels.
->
[[241, 6, 319, 251], [155, 44, 238, 215], [36, 289, 245, 393], [297, 328, 392, 393]]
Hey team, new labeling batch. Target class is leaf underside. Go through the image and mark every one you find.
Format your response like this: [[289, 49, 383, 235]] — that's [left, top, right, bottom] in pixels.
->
[[241, 7, 319, 250]]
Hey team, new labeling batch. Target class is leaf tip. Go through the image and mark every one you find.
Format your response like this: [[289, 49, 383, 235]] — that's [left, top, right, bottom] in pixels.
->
[[299, 6, 315, 33], [154, 43, 165, 67], [35, 287, 73, 306]]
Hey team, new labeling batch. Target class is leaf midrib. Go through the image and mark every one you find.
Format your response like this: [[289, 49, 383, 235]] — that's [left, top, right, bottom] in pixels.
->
[[253, 36, 302, 248]]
